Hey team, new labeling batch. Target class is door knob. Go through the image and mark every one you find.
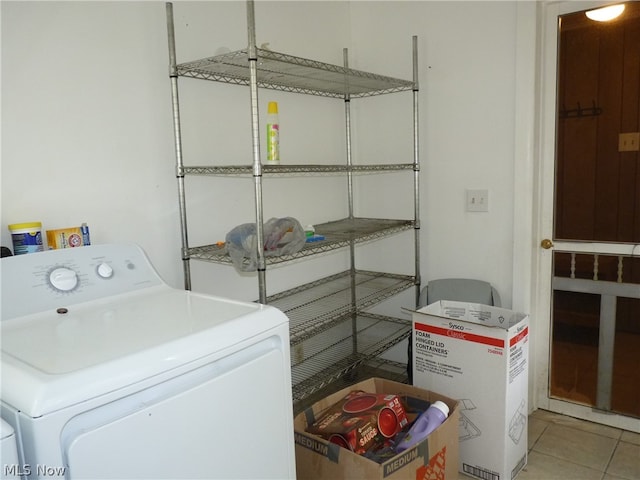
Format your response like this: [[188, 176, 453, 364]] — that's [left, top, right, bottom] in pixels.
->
[[540, 239, 554, 249]]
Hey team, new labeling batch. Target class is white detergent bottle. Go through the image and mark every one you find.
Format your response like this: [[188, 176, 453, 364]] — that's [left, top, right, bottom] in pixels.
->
[[266, 101, 280, 164], [394, 400, 449, 452]]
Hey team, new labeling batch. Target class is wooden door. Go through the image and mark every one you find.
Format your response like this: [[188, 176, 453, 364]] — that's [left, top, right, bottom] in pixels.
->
[[537, 1, 640, 431]]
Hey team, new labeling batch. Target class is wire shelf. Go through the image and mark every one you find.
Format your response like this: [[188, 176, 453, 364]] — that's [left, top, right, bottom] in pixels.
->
[[182, 163, 416, 176], [267, 270, 414, 343], [293, 359, 409, 414], [176, 48, 414, 98], [266, 269, 414, 405], [187, 217, 415, 266], [290, 312, 411, 403]]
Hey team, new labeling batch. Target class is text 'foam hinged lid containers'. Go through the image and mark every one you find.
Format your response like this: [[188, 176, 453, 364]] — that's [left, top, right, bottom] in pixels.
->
[[294, 377, 460, 480], [411, 301, 529, 480]]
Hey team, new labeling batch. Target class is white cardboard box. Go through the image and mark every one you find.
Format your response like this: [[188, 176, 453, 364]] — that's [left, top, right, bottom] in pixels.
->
[[411, 301, 529, 480]]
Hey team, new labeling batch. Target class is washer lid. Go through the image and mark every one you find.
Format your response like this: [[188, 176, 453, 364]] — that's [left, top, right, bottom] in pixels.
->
[[1, 286, 287, 417]]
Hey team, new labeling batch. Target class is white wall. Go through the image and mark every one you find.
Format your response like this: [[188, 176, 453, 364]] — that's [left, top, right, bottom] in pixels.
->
[[1, 1, 181, 285], [348, 1, 521, 310], [1, 1, 531, 311]]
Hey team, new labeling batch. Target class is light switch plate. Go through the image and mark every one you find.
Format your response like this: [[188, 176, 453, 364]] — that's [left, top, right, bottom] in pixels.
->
[[466, 189, 489, 212], [619, 132, 640, 152]]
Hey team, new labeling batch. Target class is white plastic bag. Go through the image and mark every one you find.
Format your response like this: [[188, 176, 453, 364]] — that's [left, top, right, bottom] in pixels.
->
[[225, 217, 306, 272]]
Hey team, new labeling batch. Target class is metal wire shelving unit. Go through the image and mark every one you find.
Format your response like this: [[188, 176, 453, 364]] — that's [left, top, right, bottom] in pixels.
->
[[166, 1, 420, 409]]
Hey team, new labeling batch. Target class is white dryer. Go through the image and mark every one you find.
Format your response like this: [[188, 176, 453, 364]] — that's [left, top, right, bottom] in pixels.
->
[[0, 244, 295, 479]]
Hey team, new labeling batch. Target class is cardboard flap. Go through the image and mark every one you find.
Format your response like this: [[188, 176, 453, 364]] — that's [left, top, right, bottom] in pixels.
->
[[412, 300, 528, 330]]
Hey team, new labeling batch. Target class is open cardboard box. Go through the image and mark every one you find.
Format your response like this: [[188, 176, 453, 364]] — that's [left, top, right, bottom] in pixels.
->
[[294, 377, 460, 480]]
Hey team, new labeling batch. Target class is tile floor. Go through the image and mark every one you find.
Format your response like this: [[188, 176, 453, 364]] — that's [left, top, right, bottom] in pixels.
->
[[459, 409, 640, 480]]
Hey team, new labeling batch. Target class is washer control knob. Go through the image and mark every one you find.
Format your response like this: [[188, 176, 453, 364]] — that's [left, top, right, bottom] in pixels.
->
[[97, 262, 114, 279], [49, 267, 78, 292]]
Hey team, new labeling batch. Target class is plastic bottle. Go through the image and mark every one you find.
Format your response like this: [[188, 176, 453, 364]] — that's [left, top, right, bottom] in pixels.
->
[[266, 101, 280, 164], [81, 223, 91, 246], [394, 400, 449, 452], [8, 222, 44, 255]]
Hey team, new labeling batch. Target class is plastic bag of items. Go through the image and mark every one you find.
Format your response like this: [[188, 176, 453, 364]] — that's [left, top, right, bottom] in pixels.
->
[[225, 217, 306, 272]]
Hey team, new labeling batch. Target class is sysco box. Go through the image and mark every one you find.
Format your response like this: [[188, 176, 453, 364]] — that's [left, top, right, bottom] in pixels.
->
[[411, 301, 529, 480]]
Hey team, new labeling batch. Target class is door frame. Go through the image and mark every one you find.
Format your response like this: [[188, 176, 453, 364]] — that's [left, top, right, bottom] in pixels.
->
[[531, 0, 640, 432]]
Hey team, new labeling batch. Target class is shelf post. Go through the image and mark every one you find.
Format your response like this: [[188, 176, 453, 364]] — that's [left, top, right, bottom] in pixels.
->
[[412, 35, 421, 307], [166, 2, 192, 290], [246, 0, 267, 303], [342, 47, 359, 359]]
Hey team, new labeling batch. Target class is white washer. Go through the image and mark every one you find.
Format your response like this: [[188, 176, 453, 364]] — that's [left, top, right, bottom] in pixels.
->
[[0, 244, 295, 479]]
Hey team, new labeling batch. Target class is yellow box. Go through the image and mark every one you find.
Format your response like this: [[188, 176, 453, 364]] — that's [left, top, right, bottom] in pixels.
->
[[46, 227, 85, 249]]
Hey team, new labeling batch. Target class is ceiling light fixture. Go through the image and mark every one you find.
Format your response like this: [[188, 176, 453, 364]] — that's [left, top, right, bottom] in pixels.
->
[[585, 4, 626, 21]]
